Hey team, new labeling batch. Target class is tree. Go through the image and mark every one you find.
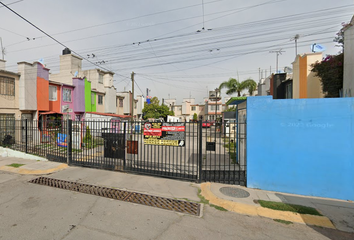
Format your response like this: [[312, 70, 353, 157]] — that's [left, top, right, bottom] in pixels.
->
[[243, 79, 257, 95], [311, 53, 343, 98], [193, 113, 197, 122], [224, 106, 237, 112], [219, 78, 257, 96], [333, 22, 349, 51], [142, 97, 174, 120]]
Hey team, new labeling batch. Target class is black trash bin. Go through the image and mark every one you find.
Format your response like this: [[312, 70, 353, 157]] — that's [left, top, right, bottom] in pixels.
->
[[101, 133, 125, 159]]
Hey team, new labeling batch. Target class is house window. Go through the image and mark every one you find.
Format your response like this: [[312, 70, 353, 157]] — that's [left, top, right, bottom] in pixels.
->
[[119, 99, 123, 107], [171, 106, 175, 112], [0, 114, 15, 139], [98, 73, 103, 84], [91, 93, 95, 104], [49, 85, 57, 101], [98, 95, 103, 105], [0, 76, 15, 96], [63, 88, 72, 102], [210, 105, 219, 111], [191, 106, 196, 111]]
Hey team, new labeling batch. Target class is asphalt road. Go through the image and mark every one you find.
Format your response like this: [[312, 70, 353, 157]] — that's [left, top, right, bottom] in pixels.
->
[[0, 168, 353, 240]]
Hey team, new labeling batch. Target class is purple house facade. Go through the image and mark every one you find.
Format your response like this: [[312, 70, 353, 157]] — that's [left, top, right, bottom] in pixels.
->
[[61, 84, 75, 120], [72, 77, 85, 121]]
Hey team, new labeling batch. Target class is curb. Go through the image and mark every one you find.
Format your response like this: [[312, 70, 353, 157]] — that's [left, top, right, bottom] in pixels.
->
[[0, 163, 68, 175], [200, 182, 335, 229]]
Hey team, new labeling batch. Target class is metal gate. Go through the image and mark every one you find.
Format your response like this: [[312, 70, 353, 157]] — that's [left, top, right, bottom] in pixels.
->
[[67, 119, 246, 185], [1, 118, 246, 186], [201, 107, 247, 185]]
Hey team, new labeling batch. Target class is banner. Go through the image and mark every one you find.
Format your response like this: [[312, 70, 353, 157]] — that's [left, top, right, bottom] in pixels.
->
[[143, 122, 185, 147]]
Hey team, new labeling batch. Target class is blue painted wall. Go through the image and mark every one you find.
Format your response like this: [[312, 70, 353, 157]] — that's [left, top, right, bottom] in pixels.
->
[[247, 96, 354, 201]]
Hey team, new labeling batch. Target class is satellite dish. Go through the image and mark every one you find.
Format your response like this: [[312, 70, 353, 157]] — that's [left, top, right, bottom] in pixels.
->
[[284, 66, 293, 73], [311, 43, 326, 53], [74, 71, 78, 77], [38, 58, 44, 65]]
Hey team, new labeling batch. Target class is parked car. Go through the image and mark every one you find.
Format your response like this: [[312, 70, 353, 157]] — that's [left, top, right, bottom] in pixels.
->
[[202, 121, 211, 128]]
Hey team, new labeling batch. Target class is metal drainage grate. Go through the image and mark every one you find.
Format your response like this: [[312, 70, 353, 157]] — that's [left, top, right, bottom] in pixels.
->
[[29, 177, 200, 216]]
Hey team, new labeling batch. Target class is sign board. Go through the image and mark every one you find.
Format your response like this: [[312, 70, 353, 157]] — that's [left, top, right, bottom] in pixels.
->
[[209, 90, 221, 101], [143, 122, 185, 147]]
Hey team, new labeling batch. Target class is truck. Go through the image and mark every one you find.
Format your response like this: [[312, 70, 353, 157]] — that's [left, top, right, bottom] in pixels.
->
[[167, 115, 180, 122]]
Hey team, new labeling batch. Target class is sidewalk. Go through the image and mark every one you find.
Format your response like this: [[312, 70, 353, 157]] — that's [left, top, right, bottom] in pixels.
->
[[0, 155, 353, 233], [201, 182, 354, 233], [0, 156, 67, 175]]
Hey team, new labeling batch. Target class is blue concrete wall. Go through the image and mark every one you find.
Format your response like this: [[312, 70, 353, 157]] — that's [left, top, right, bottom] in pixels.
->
[[247, 96, 354, 201]]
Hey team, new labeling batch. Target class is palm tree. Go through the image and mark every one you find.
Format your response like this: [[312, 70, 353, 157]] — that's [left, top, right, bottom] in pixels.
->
[[219, 78, 257, 96], [242, 78, 257, 95]]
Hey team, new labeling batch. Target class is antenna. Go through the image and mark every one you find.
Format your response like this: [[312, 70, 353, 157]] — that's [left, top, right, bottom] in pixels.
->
[[202, 0, 205, 30], [311, 43, 326, 53], [293, 34, 300, 56], [0, 37, 4, 60], [269, 49, 285, 73], [284, 66, 293, 73]]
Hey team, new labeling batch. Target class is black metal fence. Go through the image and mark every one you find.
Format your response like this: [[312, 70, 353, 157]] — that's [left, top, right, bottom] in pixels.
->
[[0, 118, 246, 185]]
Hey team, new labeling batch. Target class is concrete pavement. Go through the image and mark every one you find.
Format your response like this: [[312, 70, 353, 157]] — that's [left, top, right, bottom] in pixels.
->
[[1, 155, 354, 238], [0, 156, 67, 174], [201, 182, 354, 232]]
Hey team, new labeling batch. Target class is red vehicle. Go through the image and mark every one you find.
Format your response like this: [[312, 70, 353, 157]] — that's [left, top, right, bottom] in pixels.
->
[[202, 121, 211, 128]]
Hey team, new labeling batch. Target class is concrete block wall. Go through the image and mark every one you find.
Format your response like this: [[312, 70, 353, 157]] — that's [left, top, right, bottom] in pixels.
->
[[247, 96, 354, 201]]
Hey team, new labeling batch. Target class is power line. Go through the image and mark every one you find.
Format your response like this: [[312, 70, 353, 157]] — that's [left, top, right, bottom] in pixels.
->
[[0, 1, 128, 79], [0, 0, 24, 8], [134, 78, 145, 95], [32, 0, 223, 39]]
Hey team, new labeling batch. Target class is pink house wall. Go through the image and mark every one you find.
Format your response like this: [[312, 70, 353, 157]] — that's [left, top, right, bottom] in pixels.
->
[[61, 85, 75, 120]]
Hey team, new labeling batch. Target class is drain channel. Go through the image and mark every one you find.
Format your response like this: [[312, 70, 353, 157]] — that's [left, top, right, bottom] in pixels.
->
[[29, 177, 200, 216]]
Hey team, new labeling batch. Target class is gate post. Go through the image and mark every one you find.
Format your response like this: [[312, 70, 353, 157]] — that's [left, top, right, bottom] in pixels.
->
[[25, 119, 28, 153], [123, 121, 126, 170], [67, 119, 72, 165], [198, 120, 203, 183]]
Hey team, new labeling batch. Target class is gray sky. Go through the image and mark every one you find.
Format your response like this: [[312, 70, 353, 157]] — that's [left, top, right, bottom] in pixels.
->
[[0, 0, 353, 104]]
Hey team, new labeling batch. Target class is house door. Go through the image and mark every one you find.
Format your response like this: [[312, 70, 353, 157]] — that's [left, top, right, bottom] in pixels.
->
[[21, 114, 33, 143]]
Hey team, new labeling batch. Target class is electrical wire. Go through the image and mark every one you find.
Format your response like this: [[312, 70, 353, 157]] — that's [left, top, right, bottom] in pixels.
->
[[0, 1, 128, 79]]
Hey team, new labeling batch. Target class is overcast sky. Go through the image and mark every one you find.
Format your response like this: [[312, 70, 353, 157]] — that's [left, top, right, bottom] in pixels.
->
[[0, 0, 353, 104]]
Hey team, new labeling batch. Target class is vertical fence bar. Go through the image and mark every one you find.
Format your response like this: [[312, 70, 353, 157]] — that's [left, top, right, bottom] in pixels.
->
[[123, 121, 126, 171], [25, 119, 28, 153], [198, 120, 203, 183], [67, 119, 72, 165]]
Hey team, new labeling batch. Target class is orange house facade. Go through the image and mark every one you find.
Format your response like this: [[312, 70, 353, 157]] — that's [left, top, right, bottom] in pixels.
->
[[48, 81, 61, 113], [292, 52, 325, 99]]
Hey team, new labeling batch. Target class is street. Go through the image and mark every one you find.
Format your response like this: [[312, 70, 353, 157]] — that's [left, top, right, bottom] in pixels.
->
[[0, 167, 353, 240]]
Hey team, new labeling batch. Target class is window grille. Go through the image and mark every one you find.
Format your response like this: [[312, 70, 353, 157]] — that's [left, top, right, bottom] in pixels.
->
[[0, 77, 15, 96]]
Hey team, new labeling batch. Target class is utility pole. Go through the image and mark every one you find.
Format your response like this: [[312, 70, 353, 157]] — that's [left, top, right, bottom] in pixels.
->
[[269, 49, 285, 73], [131, 71, 135, 121], [293, 34, 300, 57], [258, 68, 261, 81], [0, 37, 4, 60]]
